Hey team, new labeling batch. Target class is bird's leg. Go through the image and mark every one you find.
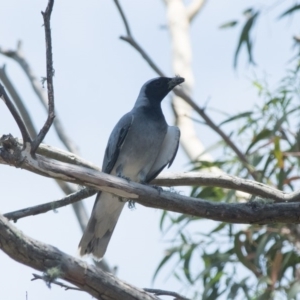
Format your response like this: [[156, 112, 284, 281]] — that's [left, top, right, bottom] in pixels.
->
[[128, 200, 136, 210], [117, 197, 135, 209], [117, 173, 131, 183]]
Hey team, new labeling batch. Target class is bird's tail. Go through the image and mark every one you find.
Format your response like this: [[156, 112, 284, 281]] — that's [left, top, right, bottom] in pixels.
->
[[78, 191, 125, 260]]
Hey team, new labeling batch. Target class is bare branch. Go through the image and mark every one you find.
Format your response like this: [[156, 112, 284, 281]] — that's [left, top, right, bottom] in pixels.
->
[[153, 172, 293, 202], [4, 188, 96, 222], [120, 36, 164, 77], [114, 0, 164, 76], [113, 0, 257, 180], [144, 288, 190, 300], [2, 135, 300, 224], [31, 273, 82, 291], [0, 43, 79, 153], [31, 0, 55, 154], [0, 48, 92, 239], [0, 84, 32, 145], [35, 141, 101, 171], [0, 213, 157, 300], [186, 0, 207, 22], [113, 0, 132, 36], [0, 65, 36, 139], [2, 136, 299, 203]]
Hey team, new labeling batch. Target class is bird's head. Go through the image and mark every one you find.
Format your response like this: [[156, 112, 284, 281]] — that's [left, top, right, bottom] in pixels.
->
[[142, 76, 185, 103]]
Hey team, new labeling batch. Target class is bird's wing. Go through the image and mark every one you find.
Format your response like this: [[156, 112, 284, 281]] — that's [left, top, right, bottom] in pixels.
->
[[145, 126, 180, 182], [102, 112, 134, 174], [79, 113, 133, 259]]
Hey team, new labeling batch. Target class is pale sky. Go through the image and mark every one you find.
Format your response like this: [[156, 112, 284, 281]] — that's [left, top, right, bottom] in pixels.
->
[[0, 0, 299, 299]]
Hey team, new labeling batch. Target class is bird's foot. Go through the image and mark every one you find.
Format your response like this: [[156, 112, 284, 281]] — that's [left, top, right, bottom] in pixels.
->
[[141, 181, 163, 194], [151, 185, 163, 194], [117, 173, 131, 182], [128, 200, 136, 210]]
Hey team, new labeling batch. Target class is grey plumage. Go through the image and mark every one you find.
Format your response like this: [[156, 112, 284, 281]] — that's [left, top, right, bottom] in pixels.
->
[[78, 76, 184, 259]]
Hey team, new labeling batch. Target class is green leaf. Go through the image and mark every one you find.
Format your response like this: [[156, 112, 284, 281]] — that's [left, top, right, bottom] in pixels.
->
[[288, 281, 300, 299], [159, 210, 168, 231], [246, 128, 273, 154], [209, 222, 227, 234], [219, 111, 253, 126], [192, 160, 226, 170], [273, 136, 284, 168], [183, 244, 197, 284], [197, 186, 225, 201], [219, 20, 238, 29], [278, 4, 300, 19], [234, 10, 260, 68], [234, 232, 261, 276], [243, 8, 253, 16], [152, 248, 177, 283], [253, 80, 264, 93]]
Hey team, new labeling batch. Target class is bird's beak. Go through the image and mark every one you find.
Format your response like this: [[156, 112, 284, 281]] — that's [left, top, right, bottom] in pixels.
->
[[168, 76, 185, 89]]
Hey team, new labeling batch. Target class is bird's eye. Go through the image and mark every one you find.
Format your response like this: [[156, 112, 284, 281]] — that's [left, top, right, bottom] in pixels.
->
[[154, 81, 162, 87]]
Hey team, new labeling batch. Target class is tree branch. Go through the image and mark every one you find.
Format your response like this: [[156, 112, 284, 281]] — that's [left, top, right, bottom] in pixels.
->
[[1, 134, 300, 224], [35, 141, 100, 171], [1, 137, 294, 203], [31, 0, 55, 154], [152, 172, 299, 202], [114, 0, 164, 76], [0, 83, 32, 145], [0, 47, 94, 243], [186, 0, 207, 22], [4, 188, 96, 222], [0, 213, 157, 300], [4, 166, 300, 223], [0, 42, 79, 154], [0, 65, 36, 139]]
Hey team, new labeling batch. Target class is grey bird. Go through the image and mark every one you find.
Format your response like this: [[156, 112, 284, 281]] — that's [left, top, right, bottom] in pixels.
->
[[78, 76, 184, 259]]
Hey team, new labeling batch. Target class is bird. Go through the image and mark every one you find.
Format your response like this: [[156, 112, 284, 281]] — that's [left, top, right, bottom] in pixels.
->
[[78, 76, 184, 259]]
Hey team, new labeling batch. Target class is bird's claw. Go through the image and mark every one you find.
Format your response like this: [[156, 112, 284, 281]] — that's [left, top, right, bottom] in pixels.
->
[[117, 174, 131, 182], [128, 200, 136, 209]]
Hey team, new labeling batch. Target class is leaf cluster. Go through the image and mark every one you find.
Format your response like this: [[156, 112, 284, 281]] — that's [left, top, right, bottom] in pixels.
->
[[156, 13, 300, 298]]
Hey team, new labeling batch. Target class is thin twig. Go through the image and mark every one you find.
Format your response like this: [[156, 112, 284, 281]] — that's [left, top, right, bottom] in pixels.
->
[[0, 83, 31, 145], [120, 37, 164, 77], [112, 0, 257, 180], [31, 0, 55, 154], [144, 288, 190, 300], [113, 0, 131, 36], [0, 65, 36, 139], [4, 188, 96, 222], [31, 273, 82, 291], [114, 0, 164, 76], [186, 0, 207, 22]]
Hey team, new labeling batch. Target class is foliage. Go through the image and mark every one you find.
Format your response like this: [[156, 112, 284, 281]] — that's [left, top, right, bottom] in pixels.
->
[[219, 2, 300, 69], [156, 2, 300, 298]]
